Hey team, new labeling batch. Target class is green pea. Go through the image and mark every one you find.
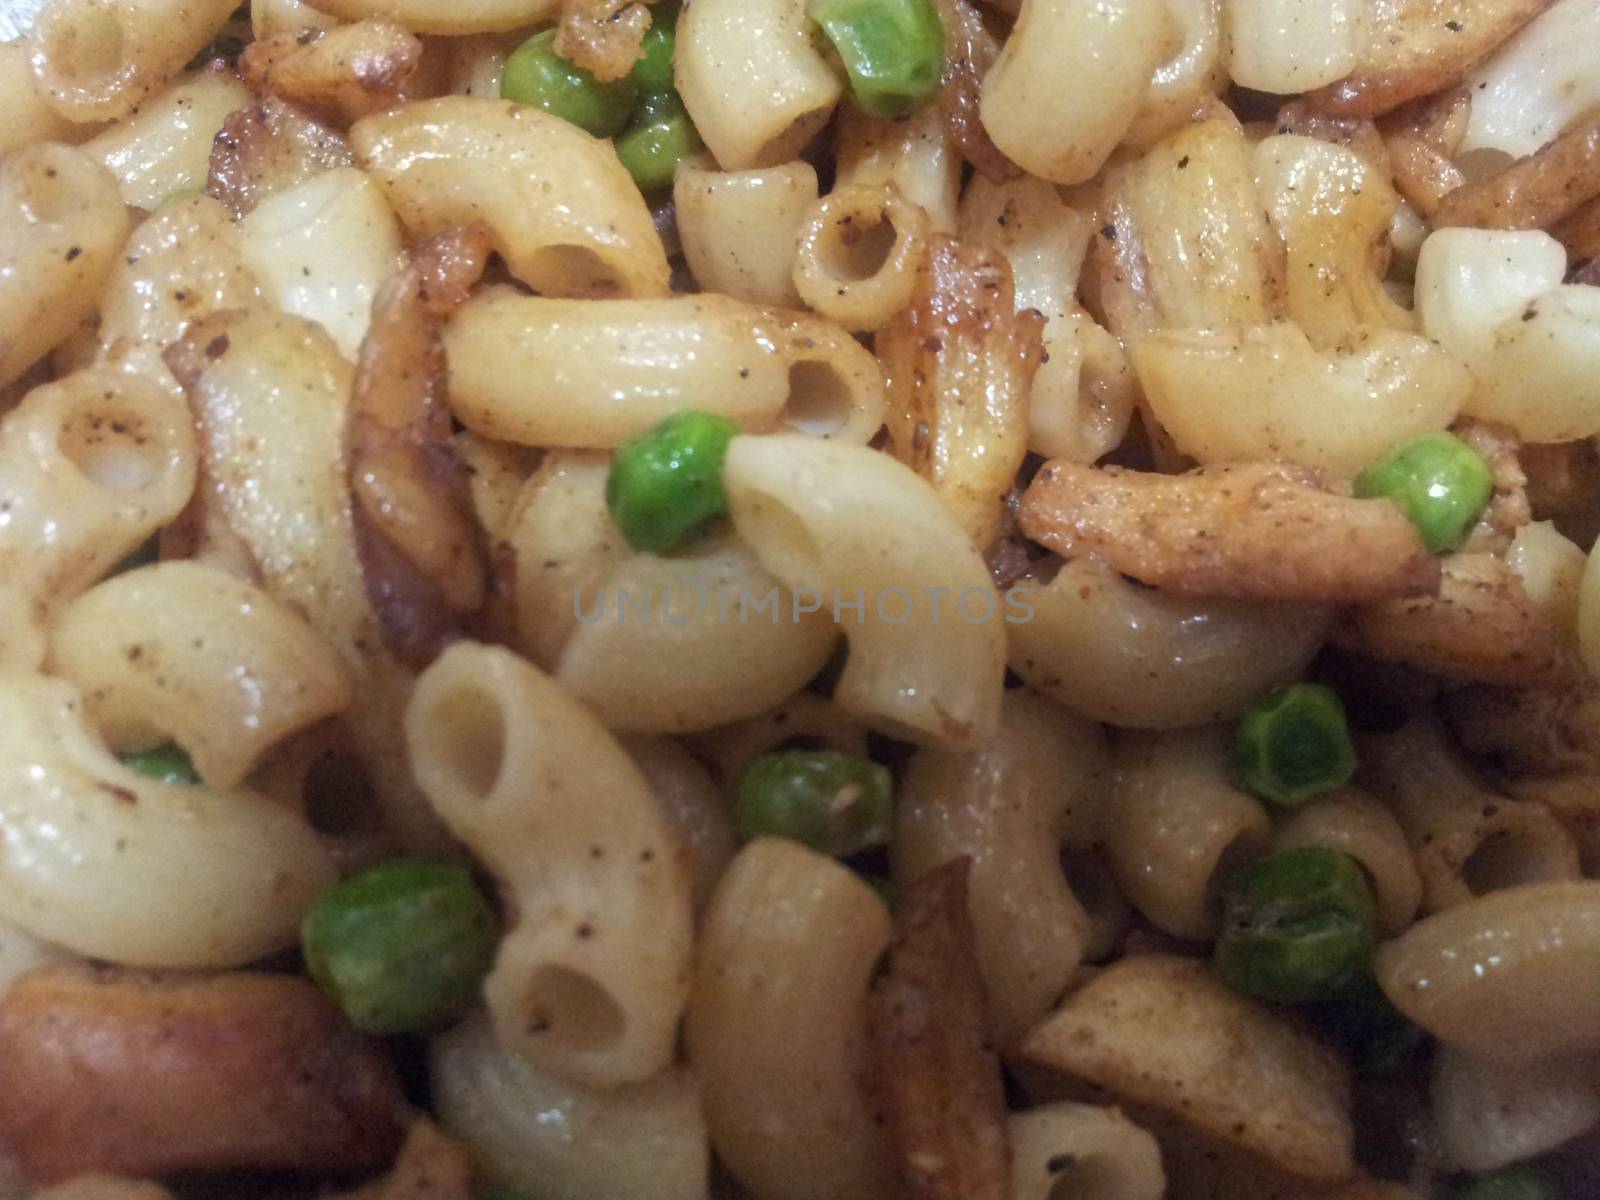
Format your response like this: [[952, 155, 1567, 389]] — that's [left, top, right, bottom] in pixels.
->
[[605, 410, 738, 553], [632, 7, 678, 92], [1454, 1167, 1557, 1200], [501, 30, 638, 138], [737, 750, 892, 858], [1311, 971, 1423, 1076], [1215, 846, 1378, 1005], [1234, 682, 1357, 807], [301, 859, 498, 1035], [615, 90, 702, 193], [120, 743, 199, 785], [809, 0, 945, 119], [1353, 431, 1494, 554]]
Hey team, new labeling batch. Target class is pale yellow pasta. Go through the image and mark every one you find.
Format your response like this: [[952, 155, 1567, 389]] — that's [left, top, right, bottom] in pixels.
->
[[443, 289, 885, 447], [980, 0, 1167, 186], [0, 143, 130, 387], [1377, 880, 1600, 1064], [45, 562, 355, 788], [791, 183, 929, 333], [1103, 728, 1274, 941], [0, 915, 70, 1001], [443, 31, 524, 98], [453, 429, 534, 544], [674, 161, 818, 307], [687, 838, 895, 1200], [616, 734, 736, 916], [0, 40, 85, 155], [1274, 789, 1423, 935], [1125, 0, 1226, 148], [1506, 520, 1586, 644], [1460, 0, 1600, 158], [0, 672, 335, 968], [723, 434, 1007, 748], [1430, 1045, 1600, 1173], [406, 641, 694, 1087], [250, 0, 340, 39], [675, 0, 840, 171], [81, 70, 250, 210], [305, 0, 553, 34], [1007, 558, 1330, 728], [27, 0, 238, 121], [431, 1008, 709, 1200], [1225, 0, 1363, 93], [835, 102, 961, 235], [895, 690, 1107, 1045], [1008, 1103, 1165, 1200], [352, 97, 669, 299], [1130, 323, 1472, 475], [237, 166, 405, 362], [1415, 228, 1600, 442]]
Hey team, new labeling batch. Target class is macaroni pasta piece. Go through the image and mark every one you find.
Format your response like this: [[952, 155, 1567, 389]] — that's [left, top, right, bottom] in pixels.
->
[[1007, 1103, 1165, 1200], [674, 161, 818, 307]]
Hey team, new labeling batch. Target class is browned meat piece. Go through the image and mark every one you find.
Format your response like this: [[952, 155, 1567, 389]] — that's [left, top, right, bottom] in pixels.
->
[[1018, 461, 1440, 602], [554, 0, 656, 81], [1455, 419, 1531, 553], [240, 21, 423, 124], [867, 860, 1010, 1200], [1434, 112, 1600, 231], [206, 96, 355, 218]]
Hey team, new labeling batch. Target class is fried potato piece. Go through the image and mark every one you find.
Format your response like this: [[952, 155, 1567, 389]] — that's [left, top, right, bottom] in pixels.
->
[[241, 20, 424, 124], [1340, 552, 1582, 688], [1435, 112, 1600, 231], [206, 96, 355, 219], [1380, 87, 1470, 214], [1307, 0, 1553, 118], [0, 965, 407, 1183], [867, 859, 1009, 1200], [554, 0, 655, 82], [931, 0, 1020, 183], [1018, 461, 1438, 603], [1020, 954, 1355, 1183], [336, 1120, 474, 1200], [881, 235, 1044, 552]]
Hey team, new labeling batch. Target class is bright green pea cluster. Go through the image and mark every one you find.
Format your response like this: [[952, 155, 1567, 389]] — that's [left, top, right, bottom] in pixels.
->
[[810, 0, 945, 119], [605, 409, 739, 553], [1454, 1167, 1556, 1200], [301, 859, 498, 1035], [1234, 682, 1357, 807], [120, 743, 199, 785], [1214, 846, 1377, 1005], [737, 749, 893, 859], [501, 30, 638, 137], [1354, 431, 1494, 554]]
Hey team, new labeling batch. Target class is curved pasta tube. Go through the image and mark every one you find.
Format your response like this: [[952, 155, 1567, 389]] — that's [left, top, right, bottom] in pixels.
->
[[674, 161, 818, 307], [1416, 227, 1600, 442], [444, 289, 885, 447], [507, 453, 839, 734], [0, 673, 336, 968], [1376, 880, 1600, 1064], [1461, 0, 1600, 158], [723, 435, 1007, 748], [835, 103, 961, 235], [791, 184, 929, 333], [251, 0, 340, 38], [979, 0, 1167, 185], [687, 694, 872, 794], [82, 71, 250, 210], [1007, 559, 1330, 729], [352, 97, 669, 300], [406, 642, 694, 1087], [45, 563, 355, 789], [1225, 0, 1362, 94], [676, 0, 840, 171], [616, 735, 736, 917], [0, 916, 70, 1002], [1129, 323, 1472, 475], [294, 0, 554, 33], [1508, 520, 1586, 643], [895, 690, 1107, 1045], [1125, 0, 1225, 148], [27, 0, 239, 121], [1274, 790, 1423, 935], [0, 144, 131, 387], [687, 838, 896, 1200], [1430, 1045, 1600, 1173], [1008, 1103, 1165, 1200], [1103, 728, 1273, 941], [0, 42, 84, 156], [431, 1008, 709, 1200], [238, 167, 405, 362]]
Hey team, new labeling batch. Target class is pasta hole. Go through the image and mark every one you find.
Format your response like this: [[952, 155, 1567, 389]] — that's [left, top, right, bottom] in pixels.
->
[[739, 490, 825, 586], [426, 684, 508, 804], [57, 405, 162, 493], [302, 750, 380, 838], [784, 360, 854, 437], [530, 246, 628, 299], [42, 6, 126, 88], [823, 212, 896, 284], [525, 966, 625, 1053]]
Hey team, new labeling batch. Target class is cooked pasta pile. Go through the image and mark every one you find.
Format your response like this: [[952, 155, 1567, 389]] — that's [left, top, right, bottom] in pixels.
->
[[1, 0, 1599, 1197]]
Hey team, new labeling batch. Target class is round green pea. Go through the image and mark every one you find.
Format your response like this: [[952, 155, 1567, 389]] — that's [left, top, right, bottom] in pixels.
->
[[1215, 846, 1378, 1005], [810, 0, 945, 119], [301, 859, 498, 1035], [1234, 682, 1357, 807], [605, 410, 738, 553], [1353, 431, 1494, 554], [1454, 1167, 1557, 1200], [737, 749, 893, 858], [615, 90, 702, 193], [120, 743, 199, 785], [632, 7, 678, 92], [501, 30, 638, 138]]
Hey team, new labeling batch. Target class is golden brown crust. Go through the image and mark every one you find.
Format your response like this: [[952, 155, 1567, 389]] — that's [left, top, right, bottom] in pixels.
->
[[1434, 112, 1600, 231], [867, 859, 1010, 1200], [553, 0, 655, 82], [240, 20, 423, 124], [0, 966, 407, 1184], [1018, 461, 1440, 603], [1274, 102, 1391, 173], [931, 0, 1021, 183], [205, 96, 355, 219], [1379, 87, 1471, 215]]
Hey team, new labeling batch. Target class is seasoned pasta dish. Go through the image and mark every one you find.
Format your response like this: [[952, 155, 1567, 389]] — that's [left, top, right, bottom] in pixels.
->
[[2, 0, 1600, 1196]]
